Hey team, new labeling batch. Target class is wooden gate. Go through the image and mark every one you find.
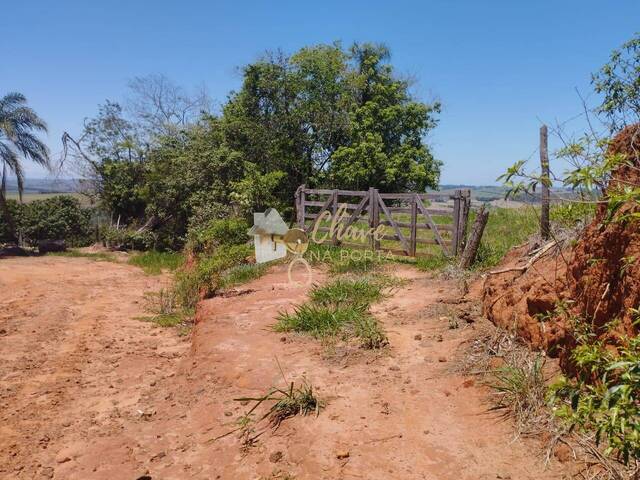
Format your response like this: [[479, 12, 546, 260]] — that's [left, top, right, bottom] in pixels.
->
[[294, 186, 471, 257]]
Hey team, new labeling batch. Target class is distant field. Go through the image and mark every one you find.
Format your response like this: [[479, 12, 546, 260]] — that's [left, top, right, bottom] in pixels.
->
[[5, 192, 89, 205]]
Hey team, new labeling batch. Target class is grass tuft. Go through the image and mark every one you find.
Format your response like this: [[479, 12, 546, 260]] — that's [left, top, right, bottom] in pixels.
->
[[128, 250, 184, 275], [219, 263, 267, 289], [275, 276, 390, 348]]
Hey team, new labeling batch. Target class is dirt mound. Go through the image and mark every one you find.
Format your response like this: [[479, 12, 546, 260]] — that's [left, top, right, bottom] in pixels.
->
[[483, 124, 640, 367]]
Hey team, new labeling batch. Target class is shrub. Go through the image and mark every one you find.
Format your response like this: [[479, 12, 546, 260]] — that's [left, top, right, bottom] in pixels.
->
[[0, 199, 24, 243], [550, 202, 596, 228], [102, 226, 155, 250], [186, 217, 249, 255], [19, 196, 92, 246], [549, 322, 640, 464], [174, 243, 252, 308]]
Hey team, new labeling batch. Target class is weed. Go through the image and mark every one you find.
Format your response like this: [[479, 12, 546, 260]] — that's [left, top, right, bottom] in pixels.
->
[[275, 276, 390, 348], [308, 277, 385, 307], [473, 207, 539, 269], [236, 379, 323, 428], [549, 322, 640, 465], [219, 263, 267, 289], [141, 288, 193, 330], [490, 354, 547, 430], [128, 251, 184, 275], [214, 378, 324, 450], [275, 303, 366, 338], [415, 253, 451, 271], [174, 243, 252, 308]]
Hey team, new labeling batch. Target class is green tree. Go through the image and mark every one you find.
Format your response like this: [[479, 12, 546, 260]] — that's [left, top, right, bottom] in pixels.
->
[[143, 117, 246, 248], [0, 92, 50, 240], [223, 42, 441, 201], [330, 43, 441, 192], [593, 33, 640, 131]]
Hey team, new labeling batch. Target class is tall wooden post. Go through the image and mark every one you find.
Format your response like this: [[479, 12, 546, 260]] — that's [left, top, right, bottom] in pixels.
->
[[331, 189, 339, 245], [368, 187, 376, 251], [296, 184, 306, 230], [451, 189, 462, 256], [410, 194, 418, 256], [373, 188, 380, 251], [540, 125, 551, 240]]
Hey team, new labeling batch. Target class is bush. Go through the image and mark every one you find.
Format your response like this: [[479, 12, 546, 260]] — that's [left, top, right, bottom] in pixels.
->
[[549, 322, 640, 464], [0, 199, 24, 243], [174, 243, 252, 308], [186, 217, 249, 255], [19, 196, 92, 247], [102, 226, 155, 250]]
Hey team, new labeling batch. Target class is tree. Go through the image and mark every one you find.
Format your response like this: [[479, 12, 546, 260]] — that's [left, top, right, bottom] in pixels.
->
[[593, 33, 640, 132], [62, 100, 147, 222], [223, 42, 441, 203], [330, 43, 441, 192], [0, 92, 50, 240], [126, 74, 212, 139]]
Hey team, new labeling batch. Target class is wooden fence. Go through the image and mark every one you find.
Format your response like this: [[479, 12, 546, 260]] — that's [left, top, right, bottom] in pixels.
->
[[294, 186, 471, 257]]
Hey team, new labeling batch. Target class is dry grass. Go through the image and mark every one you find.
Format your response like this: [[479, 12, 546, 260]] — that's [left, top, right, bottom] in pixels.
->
[[460, 323, 637, 479]]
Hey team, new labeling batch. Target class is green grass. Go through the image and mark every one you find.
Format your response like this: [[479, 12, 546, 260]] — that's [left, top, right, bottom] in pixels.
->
[[275, 276, 390, 348], [473, 206, 539, 269], [128, 251, 184, 275], [218, 263, 268, 289], [48, 250, 116, 262], [308, 277, 386, 306]]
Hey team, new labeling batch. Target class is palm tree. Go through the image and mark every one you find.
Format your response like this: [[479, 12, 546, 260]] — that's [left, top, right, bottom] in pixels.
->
[[0, 92, 50, 240]]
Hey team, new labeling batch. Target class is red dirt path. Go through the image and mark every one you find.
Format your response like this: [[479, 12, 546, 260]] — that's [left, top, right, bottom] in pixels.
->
[[0, 256, 573, 479]]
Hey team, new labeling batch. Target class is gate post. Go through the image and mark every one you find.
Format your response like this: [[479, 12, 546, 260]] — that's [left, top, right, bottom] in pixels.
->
[[451, 189, 464, 256], [410, 194, 418, 257], [372, 188, 380, 251], [295, 184, 306, 230]]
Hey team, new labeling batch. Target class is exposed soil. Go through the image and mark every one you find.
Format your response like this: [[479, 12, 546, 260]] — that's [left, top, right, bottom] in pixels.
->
[[0, 256, 574, 479], [483, 124, 640, 369]]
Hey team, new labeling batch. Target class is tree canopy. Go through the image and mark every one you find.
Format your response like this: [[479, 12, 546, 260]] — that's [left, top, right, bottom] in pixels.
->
[[64, 42, 442, 248]]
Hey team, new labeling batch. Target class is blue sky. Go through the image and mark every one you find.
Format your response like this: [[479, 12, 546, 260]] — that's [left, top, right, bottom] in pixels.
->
[[2, 0, 639, 184]]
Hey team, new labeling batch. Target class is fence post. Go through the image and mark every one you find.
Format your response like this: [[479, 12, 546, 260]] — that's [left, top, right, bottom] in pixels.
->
[[459, 189, 471, 251], [410, 194, 418, 256], [451, 189, 462, 256], [373, 188, 380, 251], [368, 187, 375, 250], [540, 125, 551, 240], [296, 184, 306, 230], [331, 189, 339, 245]]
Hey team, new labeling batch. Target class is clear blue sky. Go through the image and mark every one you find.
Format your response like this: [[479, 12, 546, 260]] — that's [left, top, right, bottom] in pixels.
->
[[2, 0, 638, 184]]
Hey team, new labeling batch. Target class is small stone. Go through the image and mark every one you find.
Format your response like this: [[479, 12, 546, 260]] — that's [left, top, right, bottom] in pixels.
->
[[224, 411, 233, 417], [388, 365, 400, 371], [269, 451, 283, 463], [553, 443, 573, 463], [462, 379, 475, 388], [414, 334, 422, 341], [436, 335, 443, 342], [56, 456, 71, 464], [280, 336, 287, 342], [150, 381, 156, 387], [336, 451, 350, 459], [438, 357, 447, 363]]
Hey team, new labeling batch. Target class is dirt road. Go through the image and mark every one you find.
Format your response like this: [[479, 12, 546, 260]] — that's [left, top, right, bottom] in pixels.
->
[[0, 257, 571, 479]]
